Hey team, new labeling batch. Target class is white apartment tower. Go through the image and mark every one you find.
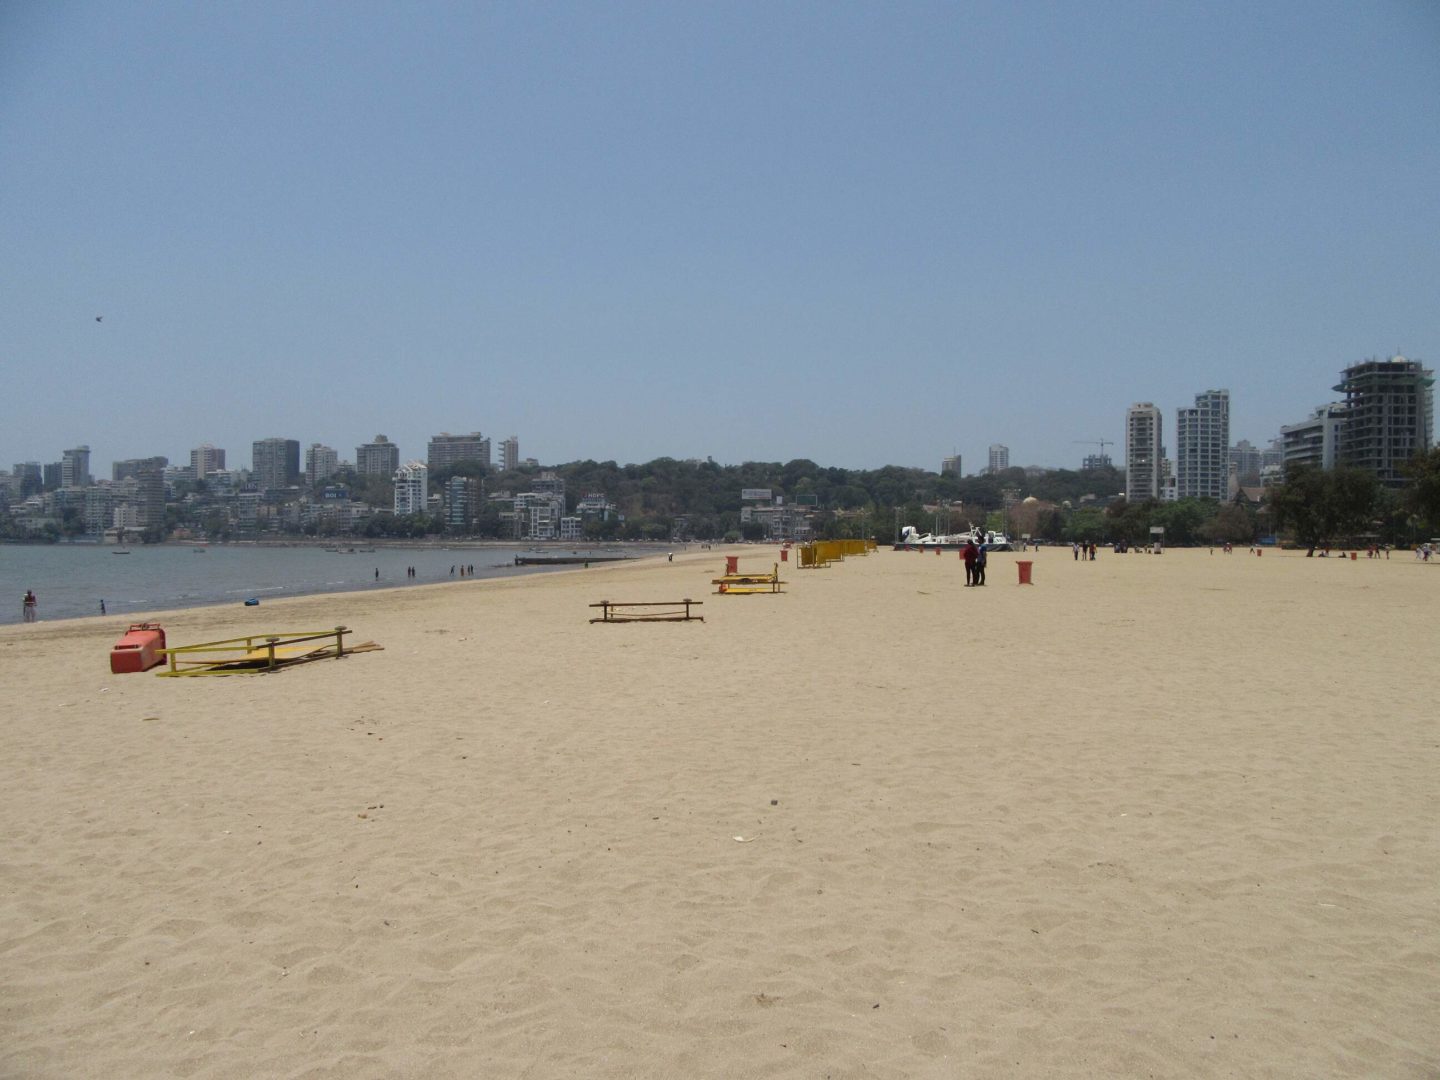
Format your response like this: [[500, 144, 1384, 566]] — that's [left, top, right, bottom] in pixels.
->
[[1125, 403, 1162, 503], [306, 443, 339, 490], [393, 461, 428, 516], [1280, 404, 1347, 473], [987, 444, 1009, 474], [1176, 389, 1230, 500]]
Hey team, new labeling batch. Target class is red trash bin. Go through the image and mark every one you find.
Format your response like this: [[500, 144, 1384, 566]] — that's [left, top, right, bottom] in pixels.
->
[[1017, 561, 1034, 585], [779, 548, 788, 562], [725, 555, 739, 575], [110, 623, 167, 673]]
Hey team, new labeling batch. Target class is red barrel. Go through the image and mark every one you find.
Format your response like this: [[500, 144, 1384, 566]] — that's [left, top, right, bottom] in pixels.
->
[[725, 555, 739, 574], [779, 548, 787, 562], [1017, 561, 1034, 585], [110, 623, 167, 673]]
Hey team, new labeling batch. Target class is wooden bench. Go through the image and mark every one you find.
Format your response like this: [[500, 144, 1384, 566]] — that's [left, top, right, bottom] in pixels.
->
[[589, 599, 704, 623], [711, 563, 786, 594]]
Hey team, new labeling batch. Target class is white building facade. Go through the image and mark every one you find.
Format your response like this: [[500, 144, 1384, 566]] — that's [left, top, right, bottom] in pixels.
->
[[1125, 403, 1163, 503], [393, 461, 429, 516], [1176, 389, 1230, 500]]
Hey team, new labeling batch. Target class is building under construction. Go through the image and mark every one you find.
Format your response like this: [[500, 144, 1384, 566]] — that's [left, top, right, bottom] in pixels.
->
[[1334, 355, 1435, 487]]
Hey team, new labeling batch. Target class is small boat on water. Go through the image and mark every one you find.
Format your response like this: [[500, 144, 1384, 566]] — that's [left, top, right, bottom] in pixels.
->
[[113, 549, 132, 555]]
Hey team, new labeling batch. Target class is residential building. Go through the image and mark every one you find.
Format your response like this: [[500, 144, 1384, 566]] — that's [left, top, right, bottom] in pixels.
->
[[61, 446, 91, 489], [445, 475, 480, 530], [190, 444, 226, 479], [576, 492, 618, 522], [1081, 453, 1112, 472], [12, 462, 42, 497], [987, 444, 1009, 474], [940, 454, 961, 476], [393, 461, 428, 516], [427, 432, 490, 474], [1228, 440, 1265, 485], [113, 456, 168, 482], [252, 438, 301, 492], [1280, 404, 1348, 473], [305, 443, 339, 490], [1125, 403, 1163, 502], [135, 465, 167, 529], [1176, 389, 1230, 500], [1334, 354, 1435, 487], [500, 436, 520, 472], [80, 486, 112, 534], [356, 435, 400, 477]]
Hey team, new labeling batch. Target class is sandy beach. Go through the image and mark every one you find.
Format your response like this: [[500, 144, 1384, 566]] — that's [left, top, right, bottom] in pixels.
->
[[1, 544, 1435, 1079]]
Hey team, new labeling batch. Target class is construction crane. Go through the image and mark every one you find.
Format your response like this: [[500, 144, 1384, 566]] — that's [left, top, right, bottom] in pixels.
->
[[1074, 438, 1115, 470]]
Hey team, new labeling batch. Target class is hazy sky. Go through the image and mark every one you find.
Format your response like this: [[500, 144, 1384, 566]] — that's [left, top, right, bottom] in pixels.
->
[[3, 1, 1437, 475]]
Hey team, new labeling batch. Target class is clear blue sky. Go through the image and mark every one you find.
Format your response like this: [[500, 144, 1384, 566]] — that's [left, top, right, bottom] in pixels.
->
[[3, 0, 1437, 475]]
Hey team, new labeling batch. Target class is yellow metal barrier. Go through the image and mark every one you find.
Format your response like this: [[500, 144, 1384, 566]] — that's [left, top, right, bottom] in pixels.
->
[[157, 627, 367, 676]]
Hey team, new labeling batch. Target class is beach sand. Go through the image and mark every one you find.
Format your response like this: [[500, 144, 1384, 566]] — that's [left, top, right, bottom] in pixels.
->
[[1, 545, 1435, 1078]]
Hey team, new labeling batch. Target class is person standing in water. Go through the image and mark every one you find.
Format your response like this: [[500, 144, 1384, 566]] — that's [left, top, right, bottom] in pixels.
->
[[23, 589, 38, 622]]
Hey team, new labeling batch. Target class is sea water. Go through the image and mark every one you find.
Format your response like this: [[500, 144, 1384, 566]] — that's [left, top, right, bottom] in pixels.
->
[[0, 543, 643, 625]]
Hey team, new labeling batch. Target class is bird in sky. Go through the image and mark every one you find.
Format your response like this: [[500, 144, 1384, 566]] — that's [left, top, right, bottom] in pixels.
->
[[95, 315, 103, 322]]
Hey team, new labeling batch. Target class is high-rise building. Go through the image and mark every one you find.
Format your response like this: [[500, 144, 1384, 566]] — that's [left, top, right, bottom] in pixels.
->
[[191, 444, 226, 479], [1334, 355, 1435, 487], [427, 432, 490, 474], [1228, 440, 1264, 485], [1125, 403, 1163, 502], [1081, 453, 1112, 472], [61, 446, 91, 489], [940, 454, 962, 476], [135, 464, 167, 528], [113, 456, 168, 482], [356, 435, 400, 477], [12, 462, 42, 497], [252, 438, 301, 491], [393, 461, 428, 516], [445, 475, 480, 530], [987, 444, 1009, 474], [500, 436, 520, 472], [1280, 404, 1347, 473], [305, 444, 339, 490], [1176, 389, 1230, 500]]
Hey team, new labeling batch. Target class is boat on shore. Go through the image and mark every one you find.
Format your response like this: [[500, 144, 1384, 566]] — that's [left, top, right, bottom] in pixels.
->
[[514, 550, 633, 566], [893, 525, 1012, 551]]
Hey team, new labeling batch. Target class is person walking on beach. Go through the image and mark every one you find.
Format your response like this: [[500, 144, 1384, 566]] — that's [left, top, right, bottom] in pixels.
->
[[22, 589, 37, 622], [962, 538, 978, 586]]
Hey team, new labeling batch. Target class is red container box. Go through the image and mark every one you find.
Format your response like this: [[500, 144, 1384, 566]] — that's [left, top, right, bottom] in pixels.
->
[[110, 623, 167, 674]]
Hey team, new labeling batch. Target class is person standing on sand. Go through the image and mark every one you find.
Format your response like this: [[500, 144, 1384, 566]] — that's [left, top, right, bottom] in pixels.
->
[[962, 538, 978, 586], [974, 541, 988, 586], [23, 589, 37, 622]]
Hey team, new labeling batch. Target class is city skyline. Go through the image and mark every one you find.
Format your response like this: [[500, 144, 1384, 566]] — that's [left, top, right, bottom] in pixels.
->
[[3, 4, 1437, 472]]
